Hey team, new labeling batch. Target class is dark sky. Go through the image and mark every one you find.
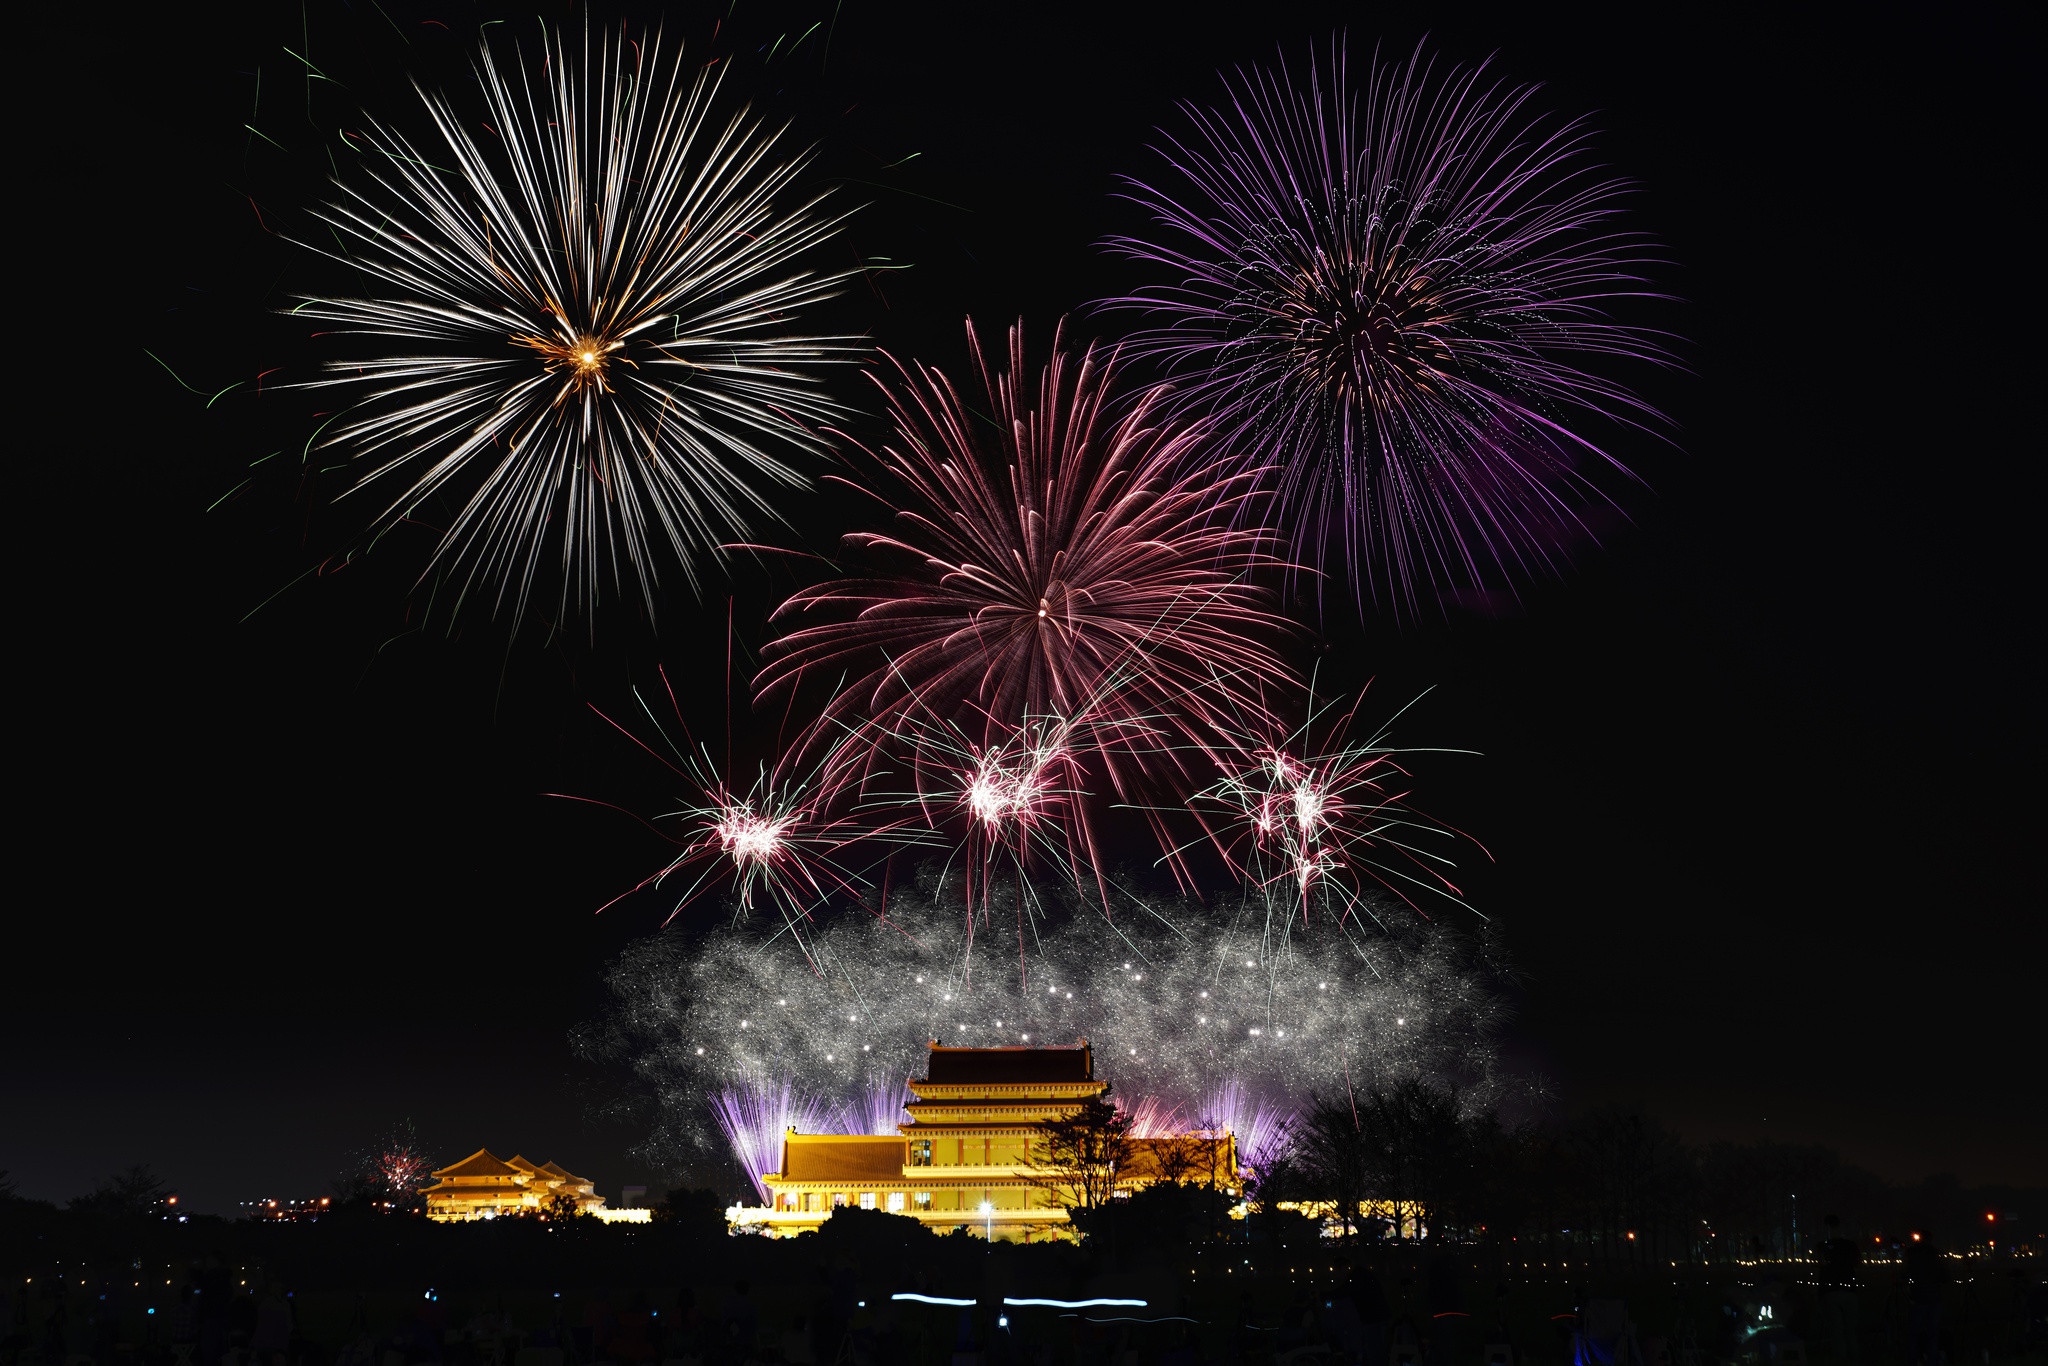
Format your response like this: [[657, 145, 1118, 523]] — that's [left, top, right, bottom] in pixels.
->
[[11, 1, 2039, 1215]]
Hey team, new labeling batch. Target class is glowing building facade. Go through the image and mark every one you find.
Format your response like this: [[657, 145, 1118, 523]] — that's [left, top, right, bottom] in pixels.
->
[[731, 1042, 1238, 1241], [419, 1150, 624, 1221]]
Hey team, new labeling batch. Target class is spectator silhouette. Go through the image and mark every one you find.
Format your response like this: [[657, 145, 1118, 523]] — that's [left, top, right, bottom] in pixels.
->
[[778, 1312, 816, 1366], [2, 1287, 26, 1366], [196, 1255, 232, 1366], [1816, 1215, 1860, 1362], [37, 1280, 67, 1366], [1427, 1254, 1468, 1366], [1904, 1233, 1944, 1366], [169, 1287, 202, 1366], [251, 1286, 292, 1366], [719, 1281, 756, 1359], [1389, 1277, 1426, 1366]]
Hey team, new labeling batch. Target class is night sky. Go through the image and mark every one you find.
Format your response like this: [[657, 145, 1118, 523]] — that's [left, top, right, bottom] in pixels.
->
[[11, 1, 2039, 1215]]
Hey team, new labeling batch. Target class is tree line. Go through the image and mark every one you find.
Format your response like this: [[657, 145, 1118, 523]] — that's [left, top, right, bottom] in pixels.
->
[[1267, 1081, 2026, 1260], [1018, 1085, 2034, 1262]]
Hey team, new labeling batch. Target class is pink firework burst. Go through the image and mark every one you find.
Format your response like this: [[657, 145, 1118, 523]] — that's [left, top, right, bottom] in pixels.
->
[[755, 317, 1300, 848], [559, 668, 935, 961], [874, 701, 1163, 973], [1121, 1094, 1188, 1138]]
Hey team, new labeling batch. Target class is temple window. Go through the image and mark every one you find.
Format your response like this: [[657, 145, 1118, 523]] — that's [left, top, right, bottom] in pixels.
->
[[887, 1192, 905, 1212], [914, 1192, 931, 1210], [859, 1192, 876, 1210]]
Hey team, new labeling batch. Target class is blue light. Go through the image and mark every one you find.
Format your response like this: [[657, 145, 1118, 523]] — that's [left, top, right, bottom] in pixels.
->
[[891, 1293, 976, 1307], [1003, 1297, 1148, 1308]]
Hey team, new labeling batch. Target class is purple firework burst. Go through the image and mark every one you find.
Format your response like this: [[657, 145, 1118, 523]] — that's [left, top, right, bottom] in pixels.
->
[[1105, 41, 1672, 615], [1202, 1080, 1295, 1174], [711, 1074, 835, 1203]]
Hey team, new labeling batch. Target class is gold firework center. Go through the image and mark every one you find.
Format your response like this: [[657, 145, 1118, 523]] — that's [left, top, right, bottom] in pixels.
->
[[728, 1041, 1239, 1241]]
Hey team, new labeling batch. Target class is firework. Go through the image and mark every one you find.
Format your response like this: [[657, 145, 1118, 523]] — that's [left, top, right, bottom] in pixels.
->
[[755, 318, 1298, 809], [1199, 1080, 1295, 1173], [1121, 1094, 1188, 1138], [582, 868, 1517, 1177], [711, 1073, 836, 1203], [872, 701, 1167, 955], [564, 670, 936, 957], [338, 1119, 436, 1210], [1105, 42, 1670, 615], [838, 1074, 911, 1137], [1184, 688, 1474, 945], [294, 25, 854, 626]]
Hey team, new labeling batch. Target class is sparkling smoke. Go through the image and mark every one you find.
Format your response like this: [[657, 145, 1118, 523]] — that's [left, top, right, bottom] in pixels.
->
[[581, 870, 1515, 1177]]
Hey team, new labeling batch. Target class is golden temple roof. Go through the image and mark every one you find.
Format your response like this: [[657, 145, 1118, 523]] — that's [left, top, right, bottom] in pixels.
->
[[430, 1149, 523, 1179], [778, 1134, 910, 1182], [538, 1161, 590, 1185]]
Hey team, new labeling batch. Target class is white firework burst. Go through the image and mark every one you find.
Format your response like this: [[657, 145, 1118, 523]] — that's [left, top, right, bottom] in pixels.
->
[[295, 24, 857, 626]]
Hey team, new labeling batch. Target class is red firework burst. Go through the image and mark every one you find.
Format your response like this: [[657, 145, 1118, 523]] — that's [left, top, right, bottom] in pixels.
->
[[756, 317, 1299, 839]]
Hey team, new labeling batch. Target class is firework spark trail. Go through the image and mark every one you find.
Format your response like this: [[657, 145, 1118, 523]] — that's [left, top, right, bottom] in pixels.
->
[[711, 1074, 836, 1203], [1180, 686, 1478, 950], [1104, 40, 1673, 617], [293, 24, 856, 628], [838, 1074, 911, 1137], [584, 872, 1516, 1171], [868, 698, 1171, 970], [755, 317, 1300, 843], [561, 670, 939, 962], [1200, 1079, 1295, 1173], [1121, 1094, 1187, 1138]]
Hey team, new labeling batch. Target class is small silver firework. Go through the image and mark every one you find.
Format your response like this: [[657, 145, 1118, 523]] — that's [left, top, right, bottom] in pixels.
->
[[295, 25, 856, 626]]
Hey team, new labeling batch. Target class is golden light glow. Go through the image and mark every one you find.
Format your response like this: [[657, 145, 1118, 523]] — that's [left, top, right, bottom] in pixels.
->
[[513, 323, 630, 399]]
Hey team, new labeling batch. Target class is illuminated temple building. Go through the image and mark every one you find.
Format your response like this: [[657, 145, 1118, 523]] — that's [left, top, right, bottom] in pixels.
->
[[730, 1041, 1239, 1241], [420, 1150, 646, 1222]]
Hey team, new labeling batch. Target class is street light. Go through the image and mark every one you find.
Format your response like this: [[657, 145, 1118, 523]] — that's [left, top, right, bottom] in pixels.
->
[[980, 1200, 993, 1242]]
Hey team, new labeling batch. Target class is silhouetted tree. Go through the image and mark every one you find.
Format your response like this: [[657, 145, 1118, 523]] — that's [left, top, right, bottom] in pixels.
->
[[1071, 1179, 1236, 1252], [1296, 1091, 1374, 1237], [655, 1186, 727, 1238], [1566, 1107, 1695, 1261], [1026, 1094, 1134, 1214], [68, 1165, 170, 1220]]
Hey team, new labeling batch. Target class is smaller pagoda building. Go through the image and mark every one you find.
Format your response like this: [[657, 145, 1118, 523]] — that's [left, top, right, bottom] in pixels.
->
[[420, 1150, 620, 1221], [737, 1041, 1238, 1240]]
